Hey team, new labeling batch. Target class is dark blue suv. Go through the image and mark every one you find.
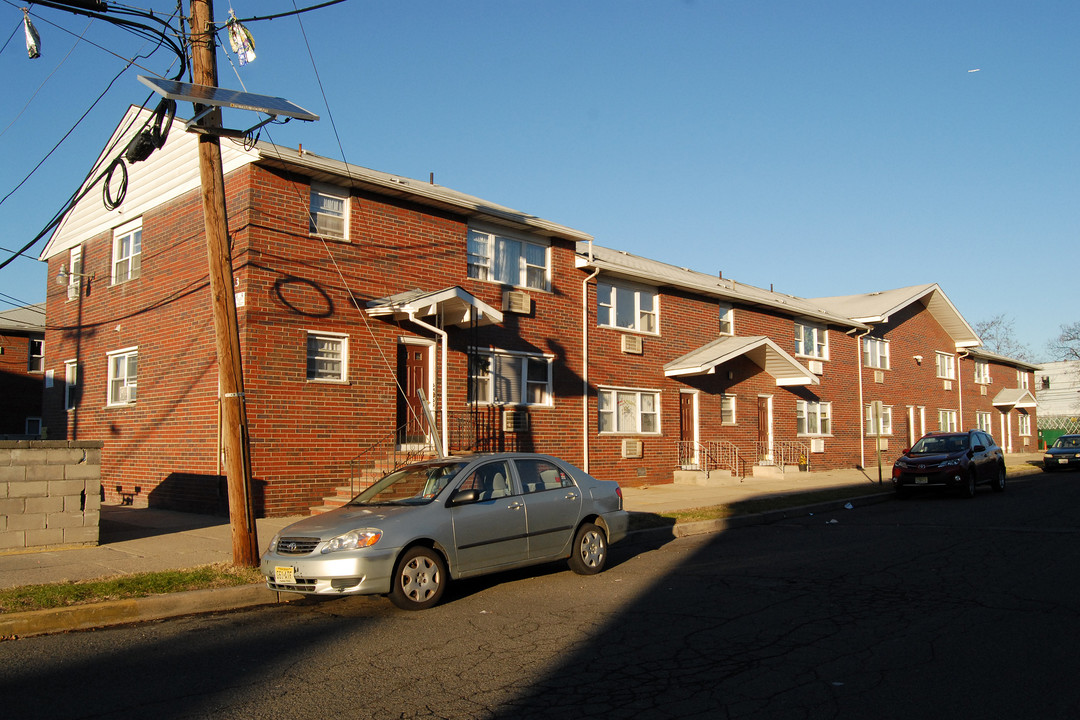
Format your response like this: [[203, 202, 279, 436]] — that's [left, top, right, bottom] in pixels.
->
[[892, 430, 1006, 498]]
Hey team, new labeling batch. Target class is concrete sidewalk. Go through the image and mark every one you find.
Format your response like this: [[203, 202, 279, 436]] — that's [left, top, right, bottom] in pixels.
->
[[0, 454, 1046, 638]]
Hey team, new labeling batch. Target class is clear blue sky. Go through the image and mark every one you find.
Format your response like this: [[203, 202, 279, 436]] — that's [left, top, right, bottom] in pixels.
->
[[2, 1, 1076, 360]]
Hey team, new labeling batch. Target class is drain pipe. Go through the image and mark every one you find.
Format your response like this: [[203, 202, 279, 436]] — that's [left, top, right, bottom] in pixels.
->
[[408, 313, 449, 456], [582, 265, 600, 472], [957, 349, 968, 426], [853, 328, 871, 469]]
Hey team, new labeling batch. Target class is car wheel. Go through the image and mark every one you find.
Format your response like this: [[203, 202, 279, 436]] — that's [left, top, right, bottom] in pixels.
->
[[389, 546, 447, 611], [992, 465, 1006, 492], [961, 470, 977, 499], [568, 522, 608, 575]]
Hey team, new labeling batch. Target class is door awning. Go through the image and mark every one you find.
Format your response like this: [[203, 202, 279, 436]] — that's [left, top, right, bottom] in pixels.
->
[[664, 335, 819, 386], [366, 286, 502, 327], [991, 388, 1037, 409]]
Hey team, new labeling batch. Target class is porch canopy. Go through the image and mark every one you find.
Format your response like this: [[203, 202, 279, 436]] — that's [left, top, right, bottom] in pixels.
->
[[664, 335, 819, 386], [992, 388, 1038, 409], [366, 286, 502, 327]]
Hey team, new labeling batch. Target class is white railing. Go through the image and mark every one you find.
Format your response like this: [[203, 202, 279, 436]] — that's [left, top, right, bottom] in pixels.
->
[[677, 440, 748, 478]]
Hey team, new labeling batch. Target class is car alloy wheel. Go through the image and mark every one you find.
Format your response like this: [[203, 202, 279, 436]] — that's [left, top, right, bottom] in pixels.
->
[[568, 522, 607, 575]]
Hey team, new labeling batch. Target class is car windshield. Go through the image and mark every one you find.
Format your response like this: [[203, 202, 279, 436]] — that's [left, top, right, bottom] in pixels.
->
[[911, 435, 968, 454], [348, 461, 468, 506], [1052, 436, 1080, 449]]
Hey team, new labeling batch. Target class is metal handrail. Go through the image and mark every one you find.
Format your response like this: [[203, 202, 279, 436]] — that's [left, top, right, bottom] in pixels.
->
[[678, 440, 748, 479], [755, 440, 810, 474], [348, 424, 436, 497]]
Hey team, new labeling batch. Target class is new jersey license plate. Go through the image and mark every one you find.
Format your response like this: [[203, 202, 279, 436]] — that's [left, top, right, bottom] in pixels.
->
[[274, 566, 295, 584]]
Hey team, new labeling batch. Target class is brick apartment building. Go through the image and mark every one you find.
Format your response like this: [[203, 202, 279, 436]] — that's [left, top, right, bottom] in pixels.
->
[[0, 303, 46, 438], [37, 106, 1038, 516]]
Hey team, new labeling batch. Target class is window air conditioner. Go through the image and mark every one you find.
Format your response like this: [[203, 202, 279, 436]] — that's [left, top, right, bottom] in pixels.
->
[[808, 360, 823, 375], [622, 438, 643, 458], [621, 334, 644, 354], [503, 290, 531, 314], [117, 385, 137, 404], [315, 214, 345, 239], [502, 410, 530, 433]]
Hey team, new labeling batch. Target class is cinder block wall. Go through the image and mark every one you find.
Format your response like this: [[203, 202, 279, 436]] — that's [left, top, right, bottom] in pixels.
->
[[0, 441, 103, 550]]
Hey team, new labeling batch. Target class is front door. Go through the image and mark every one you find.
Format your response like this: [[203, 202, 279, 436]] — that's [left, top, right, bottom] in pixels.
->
[[757, 396, 770, 462], [397, 343, 429, 445], [680, 392, 696, 468]]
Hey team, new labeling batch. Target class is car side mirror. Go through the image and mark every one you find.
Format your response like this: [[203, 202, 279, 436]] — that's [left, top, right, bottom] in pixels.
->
[[973, 444, 986, 452], [447, 488, 478, 507]]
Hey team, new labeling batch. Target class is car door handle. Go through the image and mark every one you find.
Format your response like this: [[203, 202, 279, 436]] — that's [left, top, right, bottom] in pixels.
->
[[507, 501, 524, 511], [564, 492, 579, 501]]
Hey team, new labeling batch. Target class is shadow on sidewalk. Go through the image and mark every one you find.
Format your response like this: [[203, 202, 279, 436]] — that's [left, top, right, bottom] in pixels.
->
[[99, 504, 228, 544]]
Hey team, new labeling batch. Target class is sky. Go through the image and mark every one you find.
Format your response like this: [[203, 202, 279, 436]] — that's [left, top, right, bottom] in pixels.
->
[[2, 0, 1077, 360]]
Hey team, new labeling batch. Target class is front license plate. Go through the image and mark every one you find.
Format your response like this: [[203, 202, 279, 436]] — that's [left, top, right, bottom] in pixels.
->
[[274, 566, 296, 584], [915, 477, 928, 485], [1060, 459, 1069, 465]]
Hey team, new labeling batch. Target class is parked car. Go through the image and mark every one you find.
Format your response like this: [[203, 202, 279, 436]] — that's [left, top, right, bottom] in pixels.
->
[[261, 453, 630, 610], [1043, 434, 1080, 472], [892, 430, 1006, 498]]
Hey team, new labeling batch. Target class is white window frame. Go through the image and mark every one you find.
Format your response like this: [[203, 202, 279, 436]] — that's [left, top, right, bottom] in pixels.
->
[[306, 331, 348, 382], [975, 411, 992, 433], [598, 387, 661, 435], [66, 246, 83, 301], [721, 394, 736, 425], [111, 219, 142, 285], [865, 403, 893, 436], [309, 182, 349, 240], [796, 400, 832, 436], [794, 321, 828, 360], [938, 409, 958, 432], [28, 336, 44, 373], [107, 347, 138, 406], [862, 337, 890, 370], [466, 226, 550, 291], [469, 349, 553, 407], [1017, 370, 1029, 390], [718, 302, 734, 336], [1018, 413, 1031, 436], [65, 359, 78, 412], [597, 280, 659, 335], [935, 352, 956, 380], [974, 359, 990, 385]]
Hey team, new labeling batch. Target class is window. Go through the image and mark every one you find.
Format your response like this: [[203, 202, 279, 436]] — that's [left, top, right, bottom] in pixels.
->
[[25, 417, 42, 436], [598, 388, 660, 434], [862, 337, 889, 370], [796, 400, 831, 436], [975, 411, 992, 433], [721, 394, 736, 425], [466, 228, 549, 290], [935, 352, 956, 380], [28, 336, 44, 372], [597, 281, 658, 334], [64, 360, 79, 411], [1018, 413, 1031, 436], [515, 458, 574, 494], [974, 360, 990, 384], [307, 332, 347, 382], [938, 410, 957, 432], [865, 404, 893, 436], [112, 221, 142, 285], [718, 303, 734, 335], [469, 350, 552, 406], [309, 183, 348, 240], [66, 246, 83, 301], [1017, 370, 1029, 390], [794, 321, 828, 359], [107, 347, 138, 405]]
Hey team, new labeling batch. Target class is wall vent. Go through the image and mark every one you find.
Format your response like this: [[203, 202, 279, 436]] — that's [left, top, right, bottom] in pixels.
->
[[810, 438, 825, 453], [980, 385, 987, 396], [622, 438, 643, 458], [503, 290, 531, 314], [621, 334, 644, 354], [874, 370, 884, 384], [943, 379, 953, 391], [808, 360, 824, 375]]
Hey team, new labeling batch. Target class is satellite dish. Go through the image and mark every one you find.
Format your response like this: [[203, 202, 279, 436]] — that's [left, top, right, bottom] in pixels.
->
[[138, 75, 318, 138]]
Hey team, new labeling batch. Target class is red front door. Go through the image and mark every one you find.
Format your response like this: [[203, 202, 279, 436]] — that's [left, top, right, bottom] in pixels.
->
[[757, 397, 769, 461], [397, 344, 429, 444]]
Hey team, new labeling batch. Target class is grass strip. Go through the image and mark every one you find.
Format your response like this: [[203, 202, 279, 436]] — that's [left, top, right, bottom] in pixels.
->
[[0, 563, 263, 615]]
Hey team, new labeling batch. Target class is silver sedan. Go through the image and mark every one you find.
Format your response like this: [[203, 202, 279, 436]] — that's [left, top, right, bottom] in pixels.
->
[[261, 453, 630, 610]]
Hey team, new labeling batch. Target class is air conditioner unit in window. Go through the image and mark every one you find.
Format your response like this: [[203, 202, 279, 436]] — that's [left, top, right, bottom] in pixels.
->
[[622, 438, 643, 458], [503, 290, 531, 314], [117, 385, 137, 404], [315, 214, 345, 239], [810, 438, 825, 453], [502, 410, 530, 433], [943, 379, 953, 390], [874, 370, 884, 384], [808, 360, 823, 375], [621, 334, 644, 354]]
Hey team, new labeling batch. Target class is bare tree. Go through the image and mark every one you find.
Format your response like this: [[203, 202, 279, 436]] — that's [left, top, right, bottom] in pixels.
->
[[1048, 321, 1080, 362], [973, 314, 1033, 361]]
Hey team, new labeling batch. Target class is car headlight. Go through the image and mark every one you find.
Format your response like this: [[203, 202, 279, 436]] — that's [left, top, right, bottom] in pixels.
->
[[1044, 454, 1053, 460], [267, 534, 281, 553], [894, 459, 908, 469], [941, 458, 960, 467], [322, 529, 383, 554]]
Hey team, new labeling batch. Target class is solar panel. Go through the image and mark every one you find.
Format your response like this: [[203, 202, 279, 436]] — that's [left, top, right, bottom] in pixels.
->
[[138, 75, 319, 122]]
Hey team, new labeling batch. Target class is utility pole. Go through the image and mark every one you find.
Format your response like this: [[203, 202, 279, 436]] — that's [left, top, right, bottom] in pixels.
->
[[189, 0, 259, 566]]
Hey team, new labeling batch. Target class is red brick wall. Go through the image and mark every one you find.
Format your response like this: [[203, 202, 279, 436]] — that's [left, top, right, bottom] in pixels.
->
[[0, 332, 44, 435]]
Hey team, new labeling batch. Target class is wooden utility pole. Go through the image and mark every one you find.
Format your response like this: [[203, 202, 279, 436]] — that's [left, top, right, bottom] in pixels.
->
[[189, 0, 259, 565]]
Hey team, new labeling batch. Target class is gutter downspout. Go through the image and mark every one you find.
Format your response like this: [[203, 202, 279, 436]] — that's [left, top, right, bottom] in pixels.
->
[[582, 265, 600, 472], [957, 349, 968, 429], [854, 328, 871, 470], [408, 313, 449, 457]]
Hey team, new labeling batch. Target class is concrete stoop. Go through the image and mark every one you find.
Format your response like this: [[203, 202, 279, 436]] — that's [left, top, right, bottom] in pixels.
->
[[674, 464, 811, 486]]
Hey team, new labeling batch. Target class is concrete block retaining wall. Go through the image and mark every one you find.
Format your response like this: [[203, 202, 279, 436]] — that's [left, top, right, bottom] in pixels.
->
[[0, 441, 103, 551]]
